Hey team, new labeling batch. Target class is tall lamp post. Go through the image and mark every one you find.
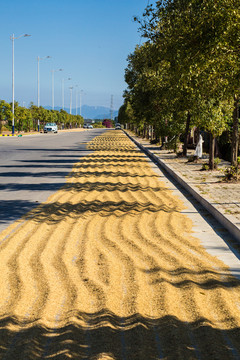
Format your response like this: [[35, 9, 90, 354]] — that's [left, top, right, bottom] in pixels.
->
[[75, 85, 79, 115], [79, 90, 84, 117], [10, 33, 31, 135], [37, 55, 51, 131], [62, 77, 71, 110], [37, 56, 51, 107], [69, 86, 73, 115], [52, 68, 63, 110]]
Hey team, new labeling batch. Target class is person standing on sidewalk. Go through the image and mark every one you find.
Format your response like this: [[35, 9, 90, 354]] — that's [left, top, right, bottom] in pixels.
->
[[195, 134, 204, 159]]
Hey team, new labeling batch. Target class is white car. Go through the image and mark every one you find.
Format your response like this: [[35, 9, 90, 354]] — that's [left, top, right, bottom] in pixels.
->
[[44, 123, 58, 133]]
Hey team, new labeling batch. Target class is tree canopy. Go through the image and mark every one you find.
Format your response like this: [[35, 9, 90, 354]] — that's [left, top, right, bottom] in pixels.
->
[[0, 101, 84, 133], [121, 0, 240, 167]]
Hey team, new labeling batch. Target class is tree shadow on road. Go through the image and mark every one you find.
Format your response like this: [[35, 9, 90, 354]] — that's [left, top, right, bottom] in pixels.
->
[[0, 200, 41, 225], [0, 314, 239, 360]]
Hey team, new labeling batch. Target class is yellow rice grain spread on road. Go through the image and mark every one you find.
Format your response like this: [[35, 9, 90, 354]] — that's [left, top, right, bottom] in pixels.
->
[[0, 131, 240, 359]]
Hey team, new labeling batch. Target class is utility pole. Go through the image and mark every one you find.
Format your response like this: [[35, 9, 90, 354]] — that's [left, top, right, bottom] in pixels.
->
[[110, 94, 113, 121], [69, 86, 73, 115], [80, 90, 83, 116], [51, 68, 63, 110], [10, 33, 31, 135]]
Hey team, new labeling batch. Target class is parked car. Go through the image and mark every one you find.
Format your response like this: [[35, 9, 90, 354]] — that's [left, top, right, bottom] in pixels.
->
[[83, 124, 93, 129], [115, 124, 121, 130], [44, 123, 58, 133]]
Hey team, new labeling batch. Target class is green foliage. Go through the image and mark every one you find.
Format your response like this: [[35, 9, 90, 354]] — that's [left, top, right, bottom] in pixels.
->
[[0, 100, 12, 133], [223, 165, 239, 181], [118, 101, 136, 126], [0, 100, 84, 133], [14, 104, 32, 132], [93, 123, 104, 128], [214, 157, 221, 169], [122, 0, 240, 161], [193, 99, 232, 137], [223, 156, 240, 181], [201, 163, 210, 171], [164, 135, 181, 152]]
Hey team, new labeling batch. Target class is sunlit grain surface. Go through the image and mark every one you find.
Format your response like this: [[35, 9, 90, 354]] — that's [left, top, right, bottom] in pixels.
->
[[0, 131, 240, 359]]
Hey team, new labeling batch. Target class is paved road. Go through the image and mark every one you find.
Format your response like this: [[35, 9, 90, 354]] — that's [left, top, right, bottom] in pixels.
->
[[0, 129, 107, 232], [0, 130, 240, 359]]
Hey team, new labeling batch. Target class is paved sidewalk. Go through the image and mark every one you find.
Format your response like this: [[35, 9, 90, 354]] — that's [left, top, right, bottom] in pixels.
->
[[126, 131, 240, 242]]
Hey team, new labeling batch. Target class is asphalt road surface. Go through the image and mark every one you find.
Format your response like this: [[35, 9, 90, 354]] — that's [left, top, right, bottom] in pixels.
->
[[0, 130, 240, 359], [0, 129, 107, 232], [0, 130, 240, 360]]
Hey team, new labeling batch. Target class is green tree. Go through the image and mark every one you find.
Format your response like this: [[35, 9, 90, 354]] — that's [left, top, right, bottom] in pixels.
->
[[118, 101, 136, 129], [193, 99, 232, 169], [14, 105, 32, 133], [0, 100, 12, 134], [130, 0, 240, 161], [30, 105, 49, 131]]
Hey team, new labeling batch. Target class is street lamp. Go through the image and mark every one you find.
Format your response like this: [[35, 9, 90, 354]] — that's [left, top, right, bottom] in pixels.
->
[[69, 86, 73, 115], [51, 68, 63, 110], [62, 77, 71, 110], [75, 85, 79, 115], [79, 90, 84, 116], [10, 33, 31, 135], [37, 56, 51, 132], [37, 56, 51, 107]]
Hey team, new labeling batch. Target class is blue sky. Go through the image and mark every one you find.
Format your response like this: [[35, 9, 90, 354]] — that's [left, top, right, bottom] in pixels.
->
[[0, 0, 150, 111]]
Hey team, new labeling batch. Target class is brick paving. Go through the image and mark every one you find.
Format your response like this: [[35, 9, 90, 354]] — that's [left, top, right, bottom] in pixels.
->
[[127, 131, 240, 238]]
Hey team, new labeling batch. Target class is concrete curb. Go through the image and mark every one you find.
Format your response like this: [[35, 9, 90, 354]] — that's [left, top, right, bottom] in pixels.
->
[[0, 129, 85, 137], [125, 131, 240, 243], [0, 133, 39, 137]]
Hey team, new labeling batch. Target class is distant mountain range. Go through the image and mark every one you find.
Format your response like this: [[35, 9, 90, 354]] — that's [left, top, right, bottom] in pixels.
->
[[45, 105, 118, 120]]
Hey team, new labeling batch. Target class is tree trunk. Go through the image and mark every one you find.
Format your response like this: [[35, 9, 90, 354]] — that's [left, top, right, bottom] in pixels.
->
[[143, 124, 146, 138], [215, 138, 221, 158], [195, 127, 200, 145], [155, 128, 160, 144], [209, 133, 215, 170], [146, 126, 150, 139], [151, 126, 154, 142], [183, 112, 191, 157], [153, 126, 156, 142], [231, 95, 239, 166]]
